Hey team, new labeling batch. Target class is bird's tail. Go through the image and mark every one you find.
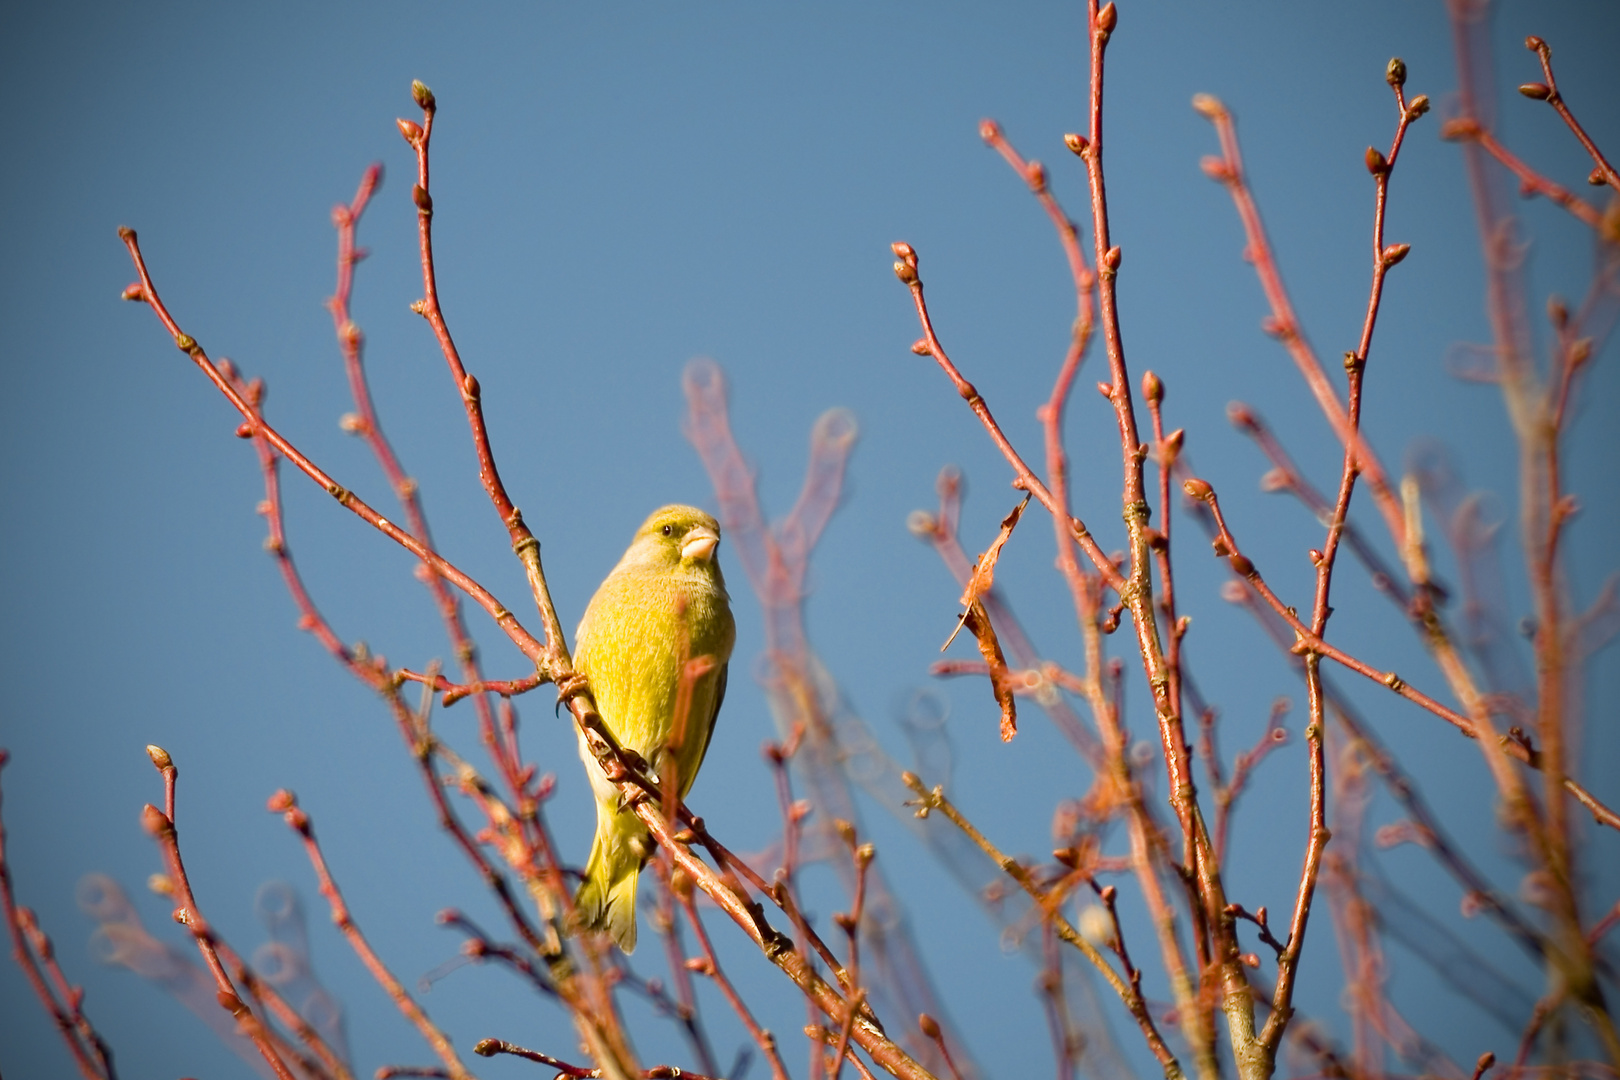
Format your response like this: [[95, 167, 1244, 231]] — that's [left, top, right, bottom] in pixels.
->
[[575, 815, 642, 953]]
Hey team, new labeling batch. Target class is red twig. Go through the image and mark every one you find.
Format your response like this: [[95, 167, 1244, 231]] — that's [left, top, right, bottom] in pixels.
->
[[473, 1039, 720, 1080], [325, 162, 530, 800], [117, 228, 546, 666], [0, 751, 117, 1080], [1521, 36, 1620, 191], [230, 363, 556, 956], [268, 790, 475, 1080], [678, 889, 792, 1080], [1440, 117, 1605, 229], [396, 85, 571, 672], [139, 747, 298, 1080]]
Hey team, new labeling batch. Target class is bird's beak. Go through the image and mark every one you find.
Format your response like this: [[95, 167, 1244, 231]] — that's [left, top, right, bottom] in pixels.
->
[[681, 526, 720, 563]]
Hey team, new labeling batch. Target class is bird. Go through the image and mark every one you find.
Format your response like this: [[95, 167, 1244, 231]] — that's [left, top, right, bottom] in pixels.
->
[[572, 504, 735, 952]]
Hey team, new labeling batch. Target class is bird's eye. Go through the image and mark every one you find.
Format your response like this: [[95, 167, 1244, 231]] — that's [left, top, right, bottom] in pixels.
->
[[661, 524, 673, 537]]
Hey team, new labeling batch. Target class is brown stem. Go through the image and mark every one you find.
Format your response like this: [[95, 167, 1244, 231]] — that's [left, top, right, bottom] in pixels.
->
[[901, 773, 1183, 1079], [1524, 36, 1620, 191], [139, 748, 298, 1080], [268, 790, 476, 1080], [0, 751, 117, 1080], [118, 228, 547, 666]]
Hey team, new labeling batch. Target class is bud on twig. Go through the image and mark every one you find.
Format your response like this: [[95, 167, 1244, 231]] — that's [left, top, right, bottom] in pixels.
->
[[1385, 58, 1406, 88], [1382, 243, 1411, 266], [1547, 295, 1569, 329], [1590, 167, 1607, 187], [140, 804, 171, 837], [893, 260, 917, 285], [411, 80, 436, 111], [1064, 133, 1088, 156], [1096, 2, 1117, 36], [412, 185, 432, 212], [146, 745, 173, 770], [1365, 146, 1388, 175], [978, 119, 1001, 143], [910, 338, 931, 356], [121, 283, 146, 302], [1200, 156, 1232, 183], [1182, 478, 1214, 502], [1518, 83, 1552, 100], [1141, 370, 1163, 404], [1103, 246, 1121, 271], [1407, 94, 1431, 119], [396, 119, 423, 145], [919, 1013, 942, 1039], [1191, 93, 1224, 120]]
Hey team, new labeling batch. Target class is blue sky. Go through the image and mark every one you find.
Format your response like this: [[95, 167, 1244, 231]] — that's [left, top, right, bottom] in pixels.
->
[[2, 2, 1616, 1078]]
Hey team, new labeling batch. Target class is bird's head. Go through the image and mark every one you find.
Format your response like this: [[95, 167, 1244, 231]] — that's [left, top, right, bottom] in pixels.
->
[[626, 504, 724, 570]]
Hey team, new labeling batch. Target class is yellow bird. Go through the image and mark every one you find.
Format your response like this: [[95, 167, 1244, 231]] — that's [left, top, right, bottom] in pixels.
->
[[573, 505, 735, 952]]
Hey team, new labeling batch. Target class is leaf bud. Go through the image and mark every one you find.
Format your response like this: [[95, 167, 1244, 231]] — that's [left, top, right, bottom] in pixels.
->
[[1064, 133, 1088, 156], [1163, 428, 1185, 462], [1568, 337, 1592, 368], [1260, 468, 1289, 493], [1382, 242, 1411, 266], [117, 225, 137, 243], [1385, 58, 1406, 88], [1103, 246, 1122, 270], [1547, 295, 1569, 329], [1365, 146, 1388, 175], [1191, 93, 1225, 120], [1524, 36, 1545, 53], [396, 118, 423, 144], [1096, 381, 1113, 399], [1182, 477, 1214, 502], [410, 80, 436, 111], [1229, 553, 1255, 577], [1440, 117, 1481, 141], [891, 241, 914, 260], [121, 283, 146, 302], [910, 338, 931, 356], [140, 804, 171, 837], [1141, 370, 1163, 403], [978, 118, 1001, 143], [919, 1013, 942, 1039], [1200, 155, 1231, 182], [893, 260, 918, 285], [1026, 161, 1047, 192], [1096, 2, 1117, 36], [1407, 94, 1431, 119], [1517, 82, 1552, 101], [1226, 402, 1257, 431], [146, 745, 173, 770], [906, 510, 938, 537], [339, 412, 366, 434], [463, 373, 480, 399], [412, 185, 432, 212], [235, 422, 254, 439], [1590, 167, 1607, 186]]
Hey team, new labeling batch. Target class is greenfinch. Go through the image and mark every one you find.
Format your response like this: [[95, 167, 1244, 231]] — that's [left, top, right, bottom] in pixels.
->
[[573, 505, 735, 952]]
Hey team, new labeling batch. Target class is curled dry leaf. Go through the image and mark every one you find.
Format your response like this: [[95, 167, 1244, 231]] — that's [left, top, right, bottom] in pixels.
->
[[942, 494, 1030, 741]]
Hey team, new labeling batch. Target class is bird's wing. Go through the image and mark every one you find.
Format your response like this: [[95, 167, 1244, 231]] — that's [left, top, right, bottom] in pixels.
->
[[688, 662, 727, 783]]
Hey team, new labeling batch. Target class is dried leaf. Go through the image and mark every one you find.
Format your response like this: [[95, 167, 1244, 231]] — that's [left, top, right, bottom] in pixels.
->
[[943, 494, 1030, 649], [962, 601, 1017, 741]]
